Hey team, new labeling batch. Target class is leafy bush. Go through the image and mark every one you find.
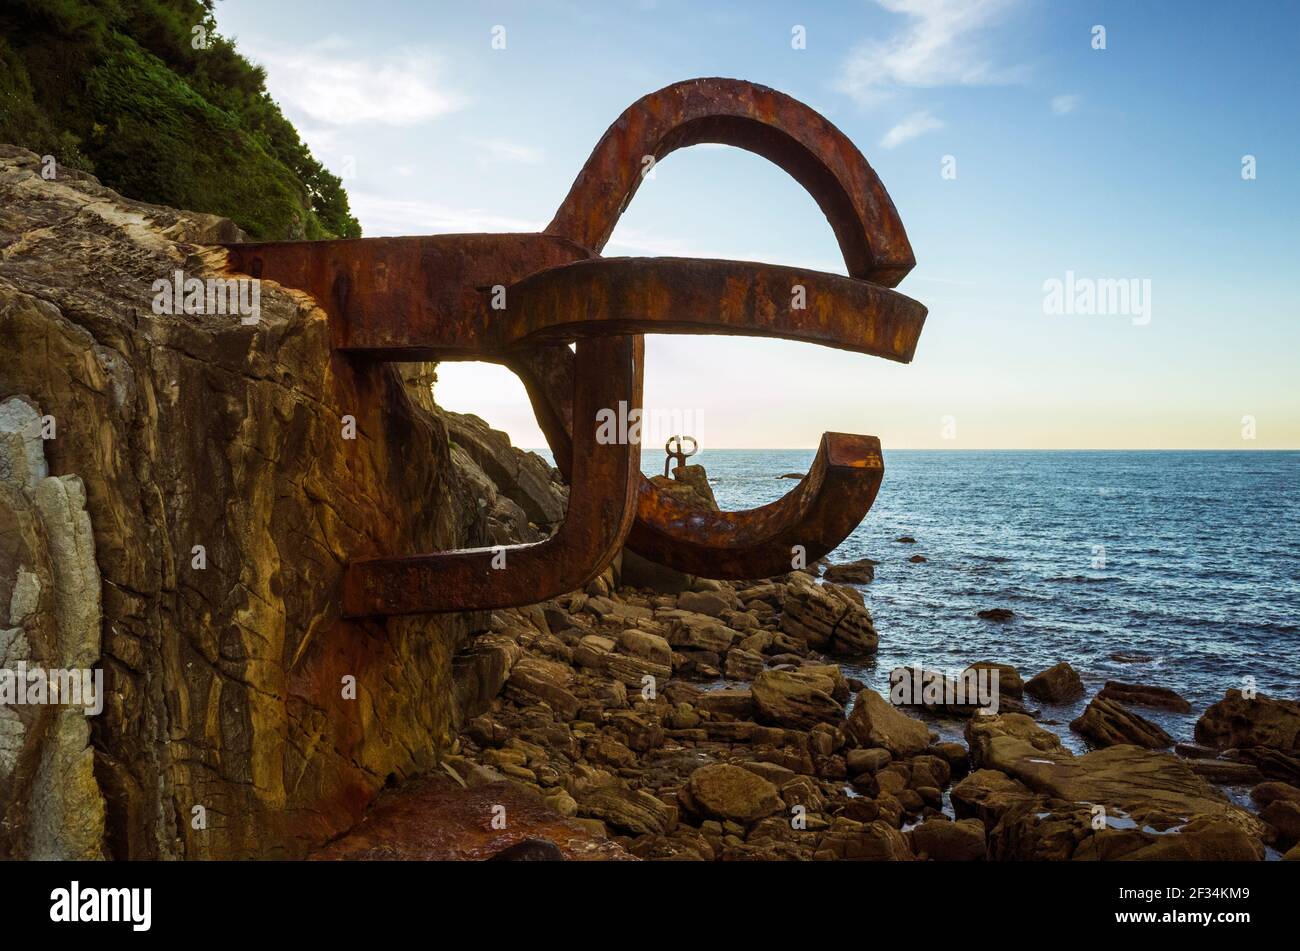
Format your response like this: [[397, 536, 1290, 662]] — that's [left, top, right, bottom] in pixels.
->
[[0, 0, 360, 238]]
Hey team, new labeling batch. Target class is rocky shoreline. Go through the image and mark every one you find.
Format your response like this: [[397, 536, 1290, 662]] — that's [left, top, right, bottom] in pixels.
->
[[314, 408, 1300, 862], [310, 404, 1299, 862], [388, 563, 1293, 861]]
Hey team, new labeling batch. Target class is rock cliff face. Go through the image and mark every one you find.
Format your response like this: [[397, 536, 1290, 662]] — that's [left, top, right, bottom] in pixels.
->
[[0, 144, 492, 858]]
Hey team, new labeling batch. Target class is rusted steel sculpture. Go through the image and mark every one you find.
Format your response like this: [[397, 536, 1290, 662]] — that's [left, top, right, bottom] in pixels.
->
[[222, 77, 926, 615], [663, 435, 697, 478]]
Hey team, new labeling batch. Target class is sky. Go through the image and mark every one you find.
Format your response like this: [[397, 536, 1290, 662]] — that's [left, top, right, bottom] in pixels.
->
[[214, 0, 1299, 449]]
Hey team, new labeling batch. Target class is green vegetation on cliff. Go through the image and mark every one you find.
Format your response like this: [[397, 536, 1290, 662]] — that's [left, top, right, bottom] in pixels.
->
[[0, 0, 359, 239]]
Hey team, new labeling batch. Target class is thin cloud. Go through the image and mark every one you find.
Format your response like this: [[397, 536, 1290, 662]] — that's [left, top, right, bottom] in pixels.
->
[[348, 194, 542, 237], [1051, 93, 1082, 115], [245, 40, 465, 126], [472, 138, 544, 164], [881, 110, 944, 148], [838, 0, 1026, 104]]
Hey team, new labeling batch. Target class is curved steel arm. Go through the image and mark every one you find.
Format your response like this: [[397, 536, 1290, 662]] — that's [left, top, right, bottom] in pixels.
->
[[545, 76, 916, 286], [505, 348, 885, 579], [341, 335, 642, 616]]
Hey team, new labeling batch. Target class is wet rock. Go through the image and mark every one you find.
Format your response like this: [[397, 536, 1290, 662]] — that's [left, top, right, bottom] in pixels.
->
[[845, 689, 930, 757], [314, 775, 630, 861], [895, 536, 916, 544], [1195, 690, 1300, 752], [976, 608, 1014, 622], [751, 669, 844, 729], [1110, 652, 1154, 663], [908, 554, 927, 563], [910, 817, 987, 861], [1024, 661, 1085, 703], [685, 763, 783, 824], [1098, 681, 1191, 713], [1070, 697, 1173, 749], [822, 559, 876, 584], [931, 742, 972, 779]]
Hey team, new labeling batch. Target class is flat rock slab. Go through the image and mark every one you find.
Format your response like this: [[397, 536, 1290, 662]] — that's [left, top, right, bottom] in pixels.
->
[[312, 774, 633, 861]]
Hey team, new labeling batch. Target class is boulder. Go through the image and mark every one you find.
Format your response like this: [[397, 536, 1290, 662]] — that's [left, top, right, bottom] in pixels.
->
[[1250, 781, 1300, 807], [1195, 690, 1300, 752], [618, 549, 693, 595], [1024, 661, 1085, 703], [1070, 697, 1173, 749], [910, 817, 987, 861], [616, 628, 673, 667], [950, 769, 1037, 828], [506, 657, 581, 720], [695, 689, 754, 721], [965, 713, 1064, 770], [1262, 800, 1300, 850], [814, 818, 914, 861], [976, 608, 1014, 622], [663, 611, 737, 653], [846, 748, 892, 775], [676, 590, 731, 618], [577, 786, 676, 836], [822, 559, 876, 584], [1097, 681, 1191, 713], [751, 669, 844, 729], [686, 763, 783, 824], [780, 583, 878, 655], [965, 661, 1024, 699], [845, 689, 931, 757], [723, 647, 764, 681]]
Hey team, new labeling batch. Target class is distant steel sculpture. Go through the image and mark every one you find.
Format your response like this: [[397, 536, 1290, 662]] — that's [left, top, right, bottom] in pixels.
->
[[663, 435, 698, 478], [223, 77, 926, 615]]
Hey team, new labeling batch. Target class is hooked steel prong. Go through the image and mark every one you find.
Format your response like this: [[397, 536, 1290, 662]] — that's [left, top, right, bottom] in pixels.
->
[[340, 335, 642, 616]]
